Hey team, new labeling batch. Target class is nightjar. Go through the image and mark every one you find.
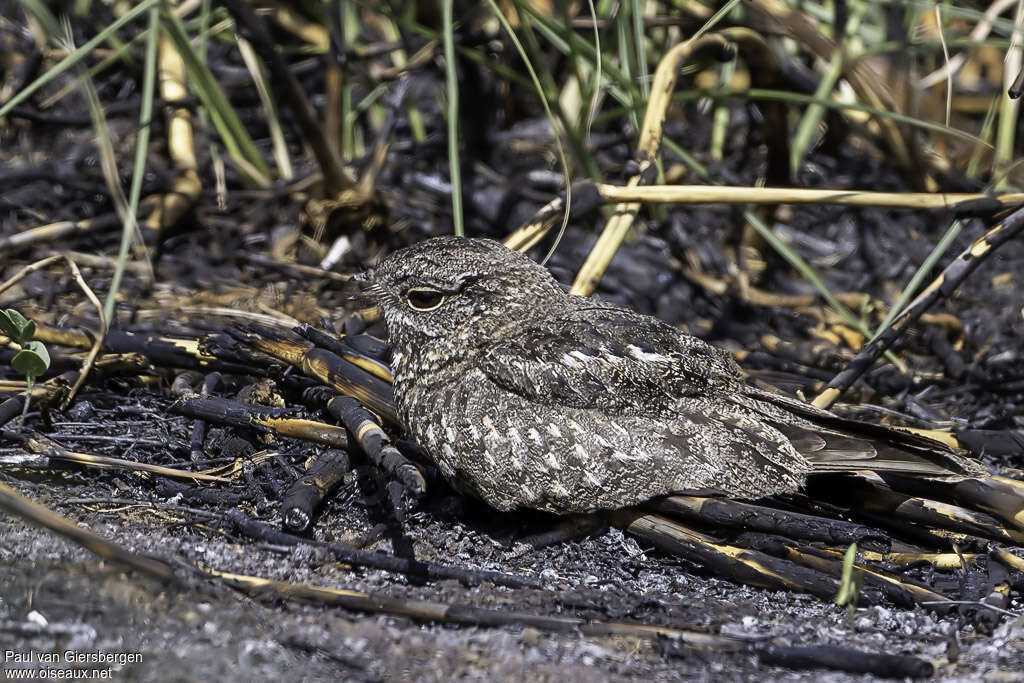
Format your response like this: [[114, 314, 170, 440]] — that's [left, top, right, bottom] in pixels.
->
[[366, 237, 985, 514]]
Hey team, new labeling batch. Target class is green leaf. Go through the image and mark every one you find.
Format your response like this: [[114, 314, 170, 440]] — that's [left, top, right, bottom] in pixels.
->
[[0, 310, 21, 341], [25, 341, 50, 369], [1, 309, 34, 344], [12, 343, 50, 378]]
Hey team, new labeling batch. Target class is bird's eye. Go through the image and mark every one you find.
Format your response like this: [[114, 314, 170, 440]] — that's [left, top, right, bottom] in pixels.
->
[[404, 287, 447, 311]]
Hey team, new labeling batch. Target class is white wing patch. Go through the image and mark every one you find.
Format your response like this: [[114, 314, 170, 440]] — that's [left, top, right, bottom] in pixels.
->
[[573, 443, 589, 461], [627, 344, 673, 363]]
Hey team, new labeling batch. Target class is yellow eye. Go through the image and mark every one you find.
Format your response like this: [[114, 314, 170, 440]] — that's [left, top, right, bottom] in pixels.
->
[[404, 287, 446, 311]]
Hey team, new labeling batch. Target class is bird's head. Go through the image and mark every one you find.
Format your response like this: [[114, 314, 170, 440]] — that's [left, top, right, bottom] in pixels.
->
[[363, 237, 565, 365]]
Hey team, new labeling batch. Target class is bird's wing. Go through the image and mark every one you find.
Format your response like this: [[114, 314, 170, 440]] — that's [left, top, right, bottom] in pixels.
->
[[474, 307, 810, 504], [479, 303, 743, 411], [739, 386, 988, 478]]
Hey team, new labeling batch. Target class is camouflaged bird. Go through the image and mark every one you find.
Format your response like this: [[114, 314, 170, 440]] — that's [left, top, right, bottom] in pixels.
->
[[367, 237, 986, 514]]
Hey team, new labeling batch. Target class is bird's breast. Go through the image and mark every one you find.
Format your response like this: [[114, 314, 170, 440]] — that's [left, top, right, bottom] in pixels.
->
[[393, 365, 676, 513]]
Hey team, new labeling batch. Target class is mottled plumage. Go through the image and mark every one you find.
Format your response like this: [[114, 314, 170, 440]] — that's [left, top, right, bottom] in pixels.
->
[[367, 237, 985, 513]]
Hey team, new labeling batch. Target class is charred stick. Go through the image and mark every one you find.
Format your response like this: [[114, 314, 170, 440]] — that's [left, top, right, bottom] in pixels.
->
[[859, 550, 980, 571], [0, 479, 938, 679], [169, 394, 349, 450], [758, 334, 851, 371], [224, 509, 540, 589], [606, 509, 860, 602], [189, 372, 222, 461], [209, 560, 746, 645], [519, 515, 609, 549], [211, 562, 933, 679], [0, 212, 124, 256], [648, 494, 891, 551], [170, 371, 202, 397], [239, 253, 350, 283], [294, 324, 349, 357], [227, 324, 398, 425], [326, 395, 425, 496], [740, 351, 835, 381], [25, 323, 260, 375], [808, 499, 970, 552], [156, 479, 247, 506], [0, 355, 155, 430], [808, 475, 1024, 544], [880, 473, 1024, 533], [737, 533, 953, 609], [0, 370, 78, 428], [992, 548, 1024, 573], [2, 430, 229, 483], [293, 324, 393, 382], [0, 480, 181, 582], [955, 429, 1024, 459], [255, 460, 287, 500], [281, 449, 351, 533], [337, 333, 391, 363], [0, 350, 99, 374], [754, 644, 932, 679]]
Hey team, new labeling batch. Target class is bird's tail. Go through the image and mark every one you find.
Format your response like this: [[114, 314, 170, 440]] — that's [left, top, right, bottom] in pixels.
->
[[739, 386, 1024, 530]]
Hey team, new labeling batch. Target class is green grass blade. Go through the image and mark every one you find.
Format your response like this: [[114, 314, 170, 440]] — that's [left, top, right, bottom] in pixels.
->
[[0, 0, 159, 118], [790, 52, 844, 178], [442, 0, 464, 236], [616, 4, 641, 134], [159, 7, 271, 185], [710, 59, 735, 160], [743, 211, 863, 331], [688, 0, 743, 43], [105, 3, 160, 322], [630, 0, 649, 104], [485, 0, 574, 261], [237, 37, 293, 180], [994, 0, 1024, 189], [873, 219, 964, 338]]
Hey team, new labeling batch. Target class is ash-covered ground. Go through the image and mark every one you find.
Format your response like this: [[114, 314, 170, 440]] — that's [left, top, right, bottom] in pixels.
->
[[3, 496, 1022, 682], [2, 385, 1024, 682]]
